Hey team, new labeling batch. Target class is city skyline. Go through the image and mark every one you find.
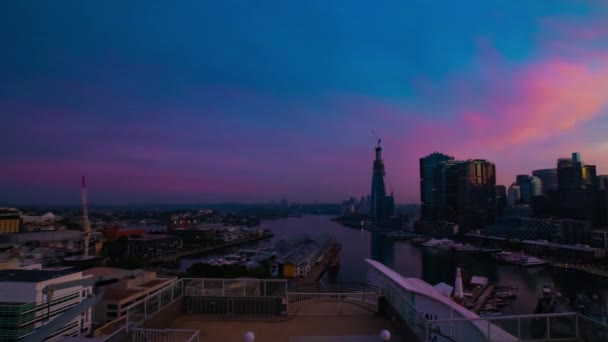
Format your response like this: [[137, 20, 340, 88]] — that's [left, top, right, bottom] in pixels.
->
[[2, 1, 608, 204]]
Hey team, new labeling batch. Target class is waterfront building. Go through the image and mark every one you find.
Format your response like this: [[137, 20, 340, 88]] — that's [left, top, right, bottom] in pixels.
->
[[485, 217, 592, 244], [420, 152, 455, 221], [0, 208, 22, 234], [532, 168, 558, 195], [126, 234, 182, 258], [370, 140, 395, 227], [521, 240, 605, 261], [591, 230, 608, 250], [0, 269, 93, 341]]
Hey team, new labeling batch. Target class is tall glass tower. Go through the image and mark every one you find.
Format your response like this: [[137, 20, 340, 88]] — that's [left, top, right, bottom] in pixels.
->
[[370, 140, 393, 226]]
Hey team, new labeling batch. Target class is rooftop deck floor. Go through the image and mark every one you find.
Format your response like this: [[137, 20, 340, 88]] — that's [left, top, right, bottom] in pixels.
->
[[168, 303, 413, 342]]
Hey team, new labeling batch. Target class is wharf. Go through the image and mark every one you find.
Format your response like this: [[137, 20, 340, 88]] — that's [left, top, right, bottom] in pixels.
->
[[471, 284, 496, 314], [548, 261, 608, 278], [149, 234, 273, 264], [295, 243, 342, 284]]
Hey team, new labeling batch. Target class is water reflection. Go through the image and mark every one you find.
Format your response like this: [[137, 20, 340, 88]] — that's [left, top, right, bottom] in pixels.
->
[[370, 231, 394, 267], [180, 215, 608, 315]]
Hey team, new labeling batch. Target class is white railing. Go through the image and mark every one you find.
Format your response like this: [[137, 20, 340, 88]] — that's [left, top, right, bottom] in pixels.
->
[[132, 328, 199, 342], [426, 312, 608, 341]]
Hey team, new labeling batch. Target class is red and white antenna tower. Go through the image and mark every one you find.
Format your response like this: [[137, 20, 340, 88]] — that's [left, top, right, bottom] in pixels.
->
[[81, 176, 93, 257]]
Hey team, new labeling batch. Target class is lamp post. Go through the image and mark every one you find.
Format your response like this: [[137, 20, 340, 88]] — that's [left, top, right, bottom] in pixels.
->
[[379, 329, 391, 341], [244, 331, 255, 342]]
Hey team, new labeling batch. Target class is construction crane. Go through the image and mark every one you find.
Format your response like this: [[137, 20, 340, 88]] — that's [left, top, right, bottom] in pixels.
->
[[81, 176, 93, 257], [372, 130, 381, 147]]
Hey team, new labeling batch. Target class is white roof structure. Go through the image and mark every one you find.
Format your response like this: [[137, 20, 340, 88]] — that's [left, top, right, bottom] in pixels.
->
[[434, 282, 453, 297], [364, 259, 517, 341]]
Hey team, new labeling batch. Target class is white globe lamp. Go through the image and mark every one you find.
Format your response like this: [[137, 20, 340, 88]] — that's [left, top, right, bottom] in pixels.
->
[[244, 331, 255, 342], [379, 329, 391, 341]]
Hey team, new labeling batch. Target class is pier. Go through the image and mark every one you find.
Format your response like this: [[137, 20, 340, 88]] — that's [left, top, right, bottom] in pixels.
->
[[296, 243, 342, 284], [149, 233, 273, 264]]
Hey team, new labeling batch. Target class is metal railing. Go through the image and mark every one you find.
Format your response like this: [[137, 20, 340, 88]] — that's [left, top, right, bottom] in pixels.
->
[[182, 277, 288, 297], [425, 312, 608, 341], [131, 328, 200, 342]]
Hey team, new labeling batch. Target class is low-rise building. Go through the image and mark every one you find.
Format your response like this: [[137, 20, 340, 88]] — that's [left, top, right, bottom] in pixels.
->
[[85, 268, 176, 324], [0, 269, 93, 341], [486, 217, 592, 244], [126, 234, 182, 258], [0, 208, 22, 234], [591, 230, 608, 250]]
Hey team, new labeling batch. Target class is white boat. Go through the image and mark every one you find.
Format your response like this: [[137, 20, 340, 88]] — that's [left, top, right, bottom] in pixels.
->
[[422, 238, 454, 249], [519, 256, 547, 267], [453, 244, 480, 253]]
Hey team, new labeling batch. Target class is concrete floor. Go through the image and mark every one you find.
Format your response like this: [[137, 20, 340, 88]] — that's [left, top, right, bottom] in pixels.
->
[[170, 302, 402, 342]]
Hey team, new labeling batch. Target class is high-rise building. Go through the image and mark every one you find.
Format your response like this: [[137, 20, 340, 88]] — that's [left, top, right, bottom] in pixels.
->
[[532, 168, 558, 195], [507, 183, 521, 207], [598, 176, 608, 191], [556, 152, 595, 220], [370, 140, 394, 227], [445, 160, 497, 231], [496, 185, 507, 215], [420, 152, 455, 221]]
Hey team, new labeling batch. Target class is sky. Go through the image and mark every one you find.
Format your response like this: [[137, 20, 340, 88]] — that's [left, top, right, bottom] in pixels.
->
[[1, 1, 608, 205]]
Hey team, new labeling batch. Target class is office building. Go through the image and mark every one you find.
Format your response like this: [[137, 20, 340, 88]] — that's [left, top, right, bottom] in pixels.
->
[[447, 160, 497, 231], [507, 183, 520, 207], [369, 140, 394, 227], [598, 175, 608, 191], [556, 153, 596, 220], [515, 175, 542, 204], [0, 208, 22, 234], [420, 152, 454, 221], [496, 185, 507, 215], [532, 168, 558, 195], [0, 269, 93, 341]]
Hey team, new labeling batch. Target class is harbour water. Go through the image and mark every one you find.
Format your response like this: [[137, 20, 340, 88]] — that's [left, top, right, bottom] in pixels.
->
[[180, 215, 608, 315]]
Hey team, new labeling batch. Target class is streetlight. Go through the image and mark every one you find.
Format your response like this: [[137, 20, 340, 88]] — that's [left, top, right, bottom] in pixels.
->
[[379, 329, 391, 341], [244, 332, 255, 342]]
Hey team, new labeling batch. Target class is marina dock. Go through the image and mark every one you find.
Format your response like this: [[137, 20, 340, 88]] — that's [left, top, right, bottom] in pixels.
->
[[471, 284, 495, 313]]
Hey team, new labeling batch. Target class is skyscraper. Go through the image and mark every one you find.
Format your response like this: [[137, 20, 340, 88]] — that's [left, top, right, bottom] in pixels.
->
[[532, 168, 558, 195], [496, 185, 507, 215], [453, 160, 497, 231], [420, 152, 455, 221], [370, 140, 394, 227], [556, 152, 594, 220]]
